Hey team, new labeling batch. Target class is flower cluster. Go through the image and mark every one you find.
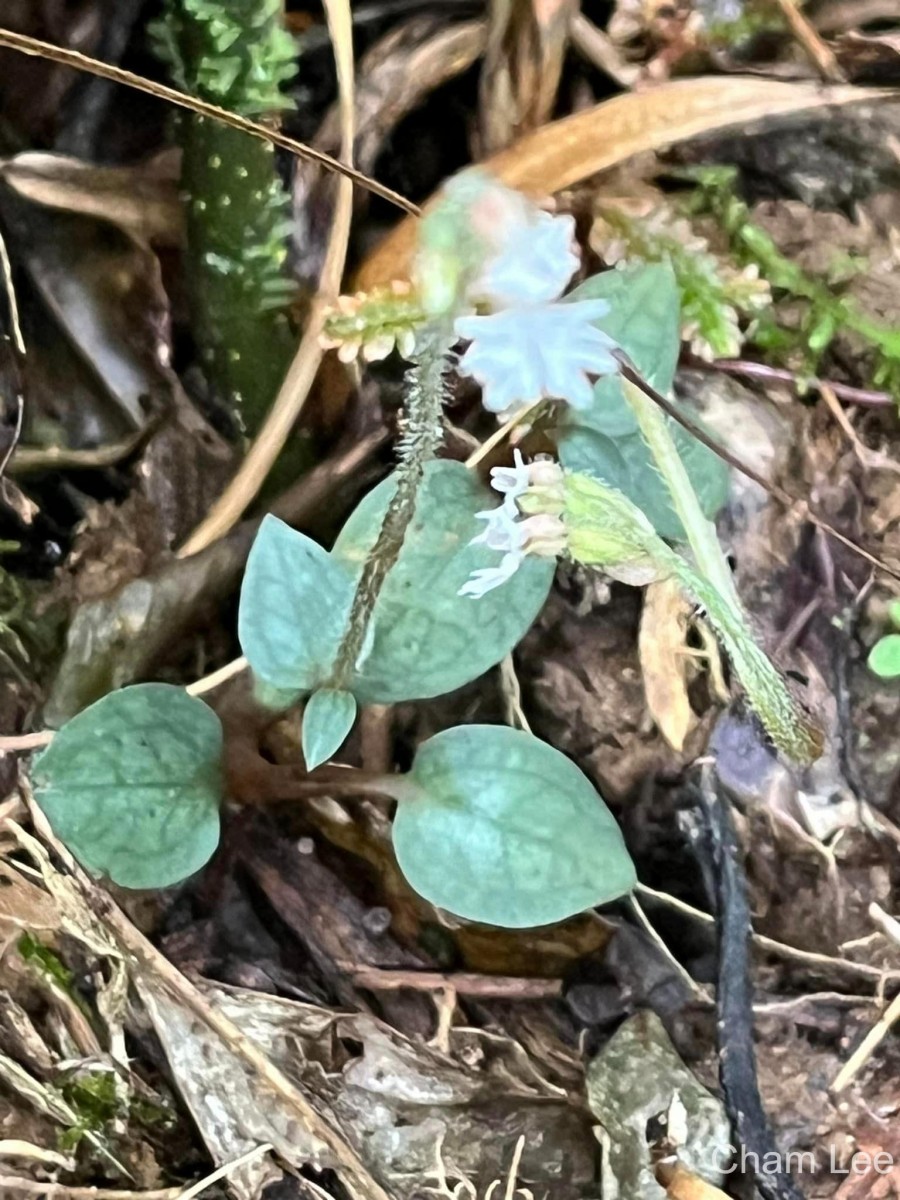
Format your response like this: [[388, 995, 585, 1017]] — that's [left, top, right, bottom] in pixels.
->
[[437, 173, 620, 416], [322, 170, 621, 417], [460, 451, 566, 598], [321, 281, 426, 363]]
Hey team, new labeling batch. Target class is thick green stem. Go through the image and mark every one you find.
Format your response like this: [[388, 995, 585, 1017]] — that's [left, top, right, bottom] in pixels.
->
[[622, 377, 739, 605], [153, 0, 299, 437], [331, 323, 451, 687], [618, 378, 822, 763]]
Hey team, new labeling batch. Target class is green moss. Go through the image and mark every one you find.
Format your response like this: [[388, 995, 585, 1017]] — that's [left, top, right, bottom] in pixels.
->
[[152, 0, 299, 436], [58, 1069, 121, 1152], [592, 203, 770, 360], [686, 166, 900, 396], [18, 932, 75, 992]]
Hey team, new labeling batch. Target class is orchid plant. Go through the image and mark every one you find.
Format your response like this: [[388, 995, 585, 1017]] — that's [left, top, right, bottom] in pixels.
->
[[33, 170, 822, 930]]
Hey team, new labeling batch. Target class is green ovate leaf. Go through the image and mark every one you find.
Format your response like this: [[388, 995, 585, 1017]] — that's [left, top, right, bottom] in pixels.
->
[[33, 684, 223, 889], [332, 460, 554, 703], [558, 425, 728, 541], [238, 515, 355, 693], [392, 725, 636, 928], [868, 634, 900, 679], [558, 263, 729, 539], [889, 599, 900, 630], [302, 688, 357, 770], [562, 262, 681, 438]]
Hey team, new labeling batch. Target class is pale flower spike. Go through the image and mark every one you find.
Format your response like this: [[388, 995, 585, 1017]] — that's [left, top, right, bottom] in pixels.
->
[[460, 454, 566, 598], [455, 300, 618, 413]]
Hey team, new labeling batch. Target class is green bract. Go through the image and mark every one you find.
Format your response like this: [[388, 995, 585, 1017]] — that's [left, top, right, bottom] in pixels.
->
[[302, 688, 357, 770], [332, 460, 554, 703], [33, 684, 223, 890], [558, 263, 729, 540], [392, 724, 636, 928]]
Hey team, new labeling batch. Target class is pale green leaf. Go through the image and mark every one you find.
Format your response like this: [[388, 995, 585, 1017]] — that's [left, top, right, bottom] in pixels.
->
[[239, 515, 355, 693], [562, 262, 681, 438], [868, 634, 900, 679], [302, 688, 357, 769], [392, 724, 636, 928], [332, 460, 554, 703], [33, 684, 222, 890]]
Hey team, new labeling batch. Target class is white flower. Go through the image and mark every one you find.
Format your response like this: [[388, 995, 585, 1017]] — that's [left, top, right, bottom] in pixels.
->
[[455, 299, 619, 413], [460, 459, 568, 597], [470, 502, 527, 552], [458, 553, 523, 598], [517, 512, 566, 556], [489, 449, 532, 515], [470, 206, 579, 308]]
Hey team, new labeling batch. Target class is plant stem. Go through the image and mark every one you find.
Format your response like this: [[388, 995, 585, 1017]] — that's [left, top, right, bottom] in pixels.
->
[[620, 376, 822, 763], [331, 322, 451, 687]]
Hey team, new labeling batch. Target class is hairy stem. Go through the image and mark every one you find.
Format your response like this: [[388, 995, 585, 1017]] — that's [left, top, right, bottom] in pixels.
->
[[619, 377, 822, 763], [331, 323, 451, 687]]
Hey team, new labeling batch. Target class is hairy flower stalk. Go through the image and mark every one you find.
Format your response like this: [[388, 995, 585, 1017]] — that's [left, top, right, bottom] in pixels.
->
[[618, 375, 822, 762], [331, 324, 452, 688], [465, 458, 822, 764]]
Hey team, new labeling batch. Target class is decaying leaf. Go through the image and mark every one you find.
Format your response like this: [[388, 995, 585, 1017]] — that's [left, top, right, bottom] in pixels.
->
[[585, 1010, 731, 1200], [357, 76, 888, 290], [140, 979, 597, 1200], [0, 151, 183, 247], [638, 577, 698, 753]]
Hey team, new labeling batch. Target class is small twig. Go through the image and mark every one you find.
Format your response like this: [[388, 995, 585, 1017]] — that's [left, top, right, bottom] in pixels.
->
[[831, 989, 900, 1092], [464, 399, 545, 469], [0, 1182, 181, 1200], [690, 357, 894, 407], [345, 965, 562, 998], [185, 656, 248, 697], [176, 1143, 273, 1200], [0, 731, 54, 753], [635, 885, 900, 984], [869, 902, 900, 950], [628, 894, 712, 1004], [697, 765, 805, 1200], [0, 228, 25, 480], [569, 12, 641, 88], [0, 28, 417, 216], [770, 0, 845, 81]]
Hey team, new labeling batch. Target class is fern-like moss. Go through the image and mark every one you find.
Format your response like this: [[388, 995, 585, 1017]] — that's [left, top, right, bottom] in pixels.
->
[[591, 200, 770, 361], [687, 167, 900, 396]]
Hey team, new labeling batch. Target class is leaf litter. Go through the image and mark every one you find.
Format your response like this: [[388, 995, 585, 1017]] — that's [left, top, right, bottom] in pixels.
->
[[1, 4, 900, 1200]]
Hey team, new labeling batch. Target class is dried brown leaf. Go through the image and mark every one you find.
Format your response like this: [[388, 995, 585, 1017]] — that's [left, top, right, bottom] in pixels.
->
[[0, 151, 182, 246], [638, 578, 697, 753], [357, 76, 888, 290]]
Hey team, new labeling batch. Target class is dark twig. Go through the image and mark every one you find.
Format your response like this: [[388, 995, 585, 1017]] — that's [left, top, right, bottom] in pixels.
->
[[618, 359, 900, 582], [689, 357, 894, 408], [697, 764, 806, 1200], [0, 27, 419, 216], [0, 228, 25, 482]]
